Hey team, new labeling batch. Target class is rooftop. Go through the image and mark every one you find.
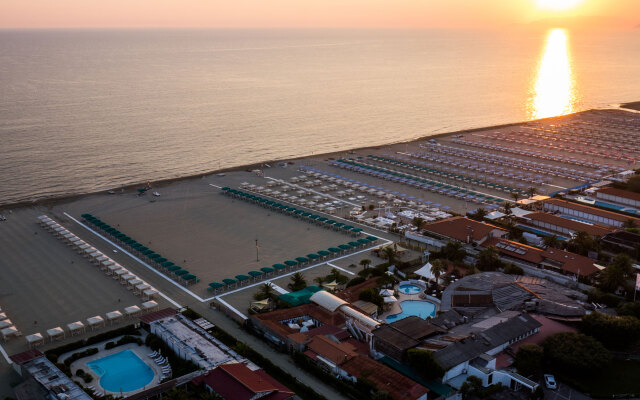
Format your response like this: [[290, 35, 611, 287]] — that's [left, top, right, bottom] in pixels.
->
[[422, 217, 507, 243], [523, 212, 614, 236], [251, 303, 345, 339], [543, 198, 640, 224], [306, 335, 357, 365], [341, 355, 429, 400], [597, 187, 640, 202]]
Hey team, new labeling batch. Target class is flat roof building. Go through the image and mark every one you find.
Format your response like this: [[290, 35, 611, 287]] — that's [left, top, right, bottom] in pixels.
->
[[596, 187, 640, 209], [520, 212, 614, 237], [421, 217, 507, 245], [542, 198, 640, 228]]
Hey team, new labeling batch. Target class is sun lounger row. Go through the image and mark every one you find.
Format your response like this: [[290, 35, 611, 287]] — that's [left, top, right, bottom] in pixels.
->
[[365, 155, 533, 194], [80, 214, 200, 287], [418, 142, 611, 181], [328, 159, 503, 206]]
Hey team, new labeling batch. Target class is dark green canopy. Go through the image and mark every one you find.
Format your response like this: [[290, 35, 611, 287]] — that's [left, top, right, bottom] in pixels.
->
[[209, 282, 224, 289], [223, 278, 237, 285], [284, 260, 298, 267], [273, 263, 286, 270], [306, 253, 319, 260], [248, 270, 263, 277], [348, 241, 360, 247], [317, 250, 331, 256], [328, 247, 341, 253], [338, 244, 351, 250], [261, 267, 275, 273], [161, 261, 174, 268], [295, 257, 309, 263], [167, 265, 181, 272], [175, 269, 189, 276], [156, 257, 167, 263], [357, 238, 369, 245], [366, 236, 378, 241], [235, 274, 250, 281], [183, 274, 197, 281]]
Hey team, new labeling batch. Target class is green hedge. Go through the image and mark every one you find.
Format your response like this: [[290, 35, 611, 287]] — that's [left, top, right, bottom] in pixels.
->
[[45, 325, 140, 363]]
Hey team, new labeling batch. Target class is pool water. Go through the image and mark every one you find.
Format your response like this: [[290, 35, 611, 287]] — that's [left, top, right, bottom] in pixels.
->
[[398, 284, 424, 295], [87, 350, 154, 392], [386, 300, 437, 322], [594, 201, 639, 216]]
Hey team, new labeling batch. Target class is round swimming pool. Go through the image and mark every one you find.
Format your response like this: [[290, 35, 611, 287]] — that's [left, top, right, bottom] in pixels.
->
[[88, 349, 154, 393], [386, 300, 437, 322], [397, 284, 424, 295]]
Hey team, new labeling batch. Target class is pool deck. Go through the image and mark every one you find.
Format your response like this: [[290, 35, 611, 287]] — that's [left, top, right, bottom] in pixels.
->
[[379, 283, 439, 321], [68, 341, 165, 397]]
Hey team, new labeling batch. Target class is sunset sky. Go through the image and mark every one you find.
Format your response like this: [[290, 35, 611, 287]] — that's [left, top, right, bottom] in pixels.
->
[[1, 0, 638, 29]]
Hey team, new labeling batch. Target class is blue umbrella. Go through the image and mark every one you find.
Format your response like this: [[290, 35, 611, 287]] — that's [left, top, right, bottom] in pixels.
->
[[434, 203, 442, 207]]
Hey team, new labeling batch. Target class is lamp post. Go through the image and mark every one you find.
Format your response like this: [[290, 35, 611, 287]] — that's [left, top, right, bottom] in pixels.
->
[[255, 238, 259, 262]]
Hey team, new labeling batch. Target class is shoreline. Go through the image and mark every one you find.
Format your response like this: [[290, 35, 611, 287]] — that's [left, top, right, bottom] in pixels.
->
[[0, 106, 632, 211]]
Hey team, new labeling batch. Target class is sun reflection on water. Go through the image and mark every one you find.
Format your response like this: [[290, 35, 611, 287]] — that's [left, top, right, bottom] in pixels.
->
[[529, 28, 576, 119]]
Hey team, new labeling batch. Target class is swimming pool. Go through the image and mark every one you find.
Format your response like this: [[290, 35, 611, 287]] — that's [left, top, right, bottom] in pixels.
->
[[386, 300, 436, 322], [594, 201, 639, 216], [517, 225, 569, 241], [87, 350, 154, 393], [397, 284, 424, 295]]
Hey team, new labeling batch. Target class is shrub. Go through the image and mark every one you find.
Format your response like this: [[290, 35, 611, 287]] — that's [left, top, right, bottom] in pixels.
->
[[346, 276, 366, 288], [82, 374, 93, 383], [64, 348, 99, 366], [406, 349, 445, 380], [581, 312, 640, 349], [514, 344, 543, 377], [503, 263, 524, 275], [358, 288, 384, 309], [75, 369, 85, 377], [104, 341, 115, 350], [182, 308, 203, 320]]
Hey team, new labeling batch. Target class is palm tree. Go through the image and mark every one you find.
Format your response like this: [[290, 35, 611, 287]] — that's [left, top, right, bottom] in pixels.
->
[[412, 217, 425, 230], [511, 192, 520, 204], [383, 246, 397, 265], [503, 202, 513, 216], [288, 272, 307, 291], [253, 283, 276, 301], [314, 276, 325, 287], [359, 258, 372, 270], [430, 259, 447, 285], [527, 187, 537, 198], [472, 207, 488, 221]]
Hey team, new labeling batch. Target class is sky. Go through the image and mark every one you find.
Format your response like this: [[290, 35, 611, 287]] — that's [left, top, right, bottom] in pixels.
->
[[1, 0, 638, 29]]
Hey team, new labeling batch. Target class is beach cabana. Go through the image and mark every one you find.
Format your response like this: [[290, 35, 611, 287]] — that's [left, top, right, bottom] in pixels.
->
[[327, 247, 341, 254], [284, 260, 298, 269], [67, 321, 85, 336], [182, 274, 198, 284], [208, 282, 224, 292], [260, 267, 274, 276], [338, 244, 351, 251], [142, 300, 159, 312], [167, 265, 181, 272], [235, 274, 250, 284], [295, 256, 309, 264], [106, 311, 123, 325], [87, 316, 105, 330], [272, 264, 286, 272], [306, 253, 320, 260], [1, 327, 19, 342], [174, 269, 189, 277], [26, 333, 44, 348], [248, 270, 263, 281], [0, 320, 12, 329], [222, 278, 237, 287], [47, 327, 65, 342], [143, 289, 159, 300], [124, 305, 141, 318]]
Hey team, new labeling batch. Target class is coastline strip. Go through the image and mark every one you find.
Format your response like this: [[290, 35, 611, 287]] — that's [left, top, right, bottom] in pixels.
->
[[64, 212, 186, 307]]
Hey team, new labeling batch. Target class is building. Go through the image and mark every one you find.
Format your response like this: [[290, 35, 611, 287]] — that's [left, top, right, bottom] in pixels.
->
[[602, 230, 640, 252], [141, 309, 246, 370], [542, 198, 640, 228], [482, 237, 602, 278], [304, 335, 358, 376], [421, 217, 507, 245], [519, 212, 614, 238], [596, 187, 640, 209], [193, 362, 295, 400], [372, 316, 443, 362], [10, 349, 92, 400], [430, 314, 541, 391]]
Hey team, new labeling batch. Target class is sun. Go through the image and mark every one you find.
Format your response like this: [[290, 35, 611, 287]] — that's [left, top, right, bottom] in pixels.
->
[[537, 0, 583, 10]]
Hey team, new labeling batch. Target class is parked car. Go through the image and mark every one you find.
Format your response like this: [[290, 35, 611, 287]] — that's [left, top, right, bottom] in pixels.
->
[[544, 374, 557, 389]]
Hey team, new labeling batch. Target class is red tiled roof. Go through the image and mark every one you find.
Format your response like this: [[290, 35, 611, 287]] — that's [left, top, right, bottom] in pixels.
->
[[482, 238, 600, 277], [9, 349, 43, 365], [139, 308, 177, 324], [341, 355, 429, 400], [251, 304, 345, 339], [597, 187, 640, 203], [523, 212, 614, 236], [543, 198, 640, 224], [423, 217, 507, 243], [193, 363, 293, 400], [306, 335, 357, 365]]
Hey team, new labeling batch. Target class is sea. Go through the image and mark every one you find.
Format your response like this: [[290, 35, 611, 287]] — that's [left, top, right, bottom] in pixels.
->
[[1, 28, 639, 205]]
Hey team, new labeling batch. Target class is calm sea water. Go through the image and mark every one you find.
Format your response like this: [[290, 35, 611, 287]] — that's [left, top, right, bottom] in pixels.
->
[[1, 29, 639, 205]]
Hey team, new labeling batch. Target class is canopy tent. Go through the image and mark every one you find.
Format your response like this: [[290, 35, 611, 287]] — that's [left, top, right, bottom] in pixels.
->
[[222, 278, 237, 286], [278, 286, 323, 307], [0, 320, 12, 329], [87, 316, 105, 330], [124, 305, 141, 317], [67, 321, 85, 336], [250, 299, 271, 311], [260, 267, 275, 274], [317, 250, 331, 257], [26, 333, 44, 348], [284, 260, 298, 267], [1, 327, 19, 341], [322, 281, 338, 291], [248, 270, 263, 278], [142, 300, 159, 312], [383, 295, 398, 303], [272, 264, 286, 271], [379, 289, 394, 297], [46, 327, 65, 342], [143, 289, 159, 300], [209, 282, 224, 289], [235, 274, 250, 282], [106, 311, 123, 325], [414, 262, 435, 281]]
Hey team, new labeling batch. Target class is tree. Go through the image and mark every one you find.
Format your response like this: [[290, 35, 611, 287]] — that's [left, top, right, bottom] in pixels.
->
[[504, 263, 524, 275], [314, 276, 325, 287], [623, 218, 637, 229], [359, 288, 384, 309], [468, 207, 488, 221], [383, 246, 397, 265], [326, 268, 348, 284], [566, 231, 599, 256], [503, 201, 513, 216], [253, 283, 277, 301], [581, 312, 640, 349], [412, 217, 425, 230], [359, 258, 372, 270], [514, 344, 543, 377], [599, 253, 634, 293], [287, 272, 307, 292], [527, 187, 537, 198], [346, 276, 366, 288], [616, 301, 640, 319], [441, 241, 467, 263], [460, 376, 483, 399], [476, 246, 504, 271], [511, 192, 520, 204], [430, 259, 447, 284], [543, 332, 611, 375], [543, 234, 560, 248], [406, 349, 445, 380]]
